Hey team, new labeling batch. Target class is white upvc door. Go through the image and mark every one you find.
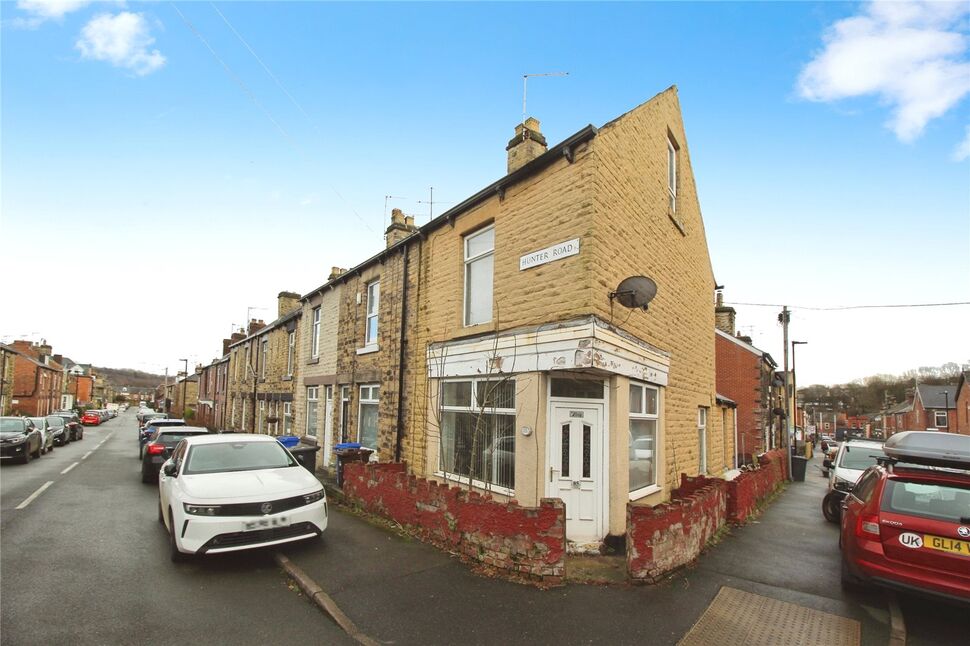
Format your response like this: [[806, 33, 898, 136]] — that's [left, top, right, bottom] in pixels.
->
[[323, 386, 334, 468], [547, 402, 604, 542]]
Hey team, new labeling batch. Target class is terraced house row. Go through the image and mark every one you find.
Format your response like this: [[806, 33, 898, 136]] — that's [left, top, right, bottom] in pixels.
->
[[193, 86, 739, 547]]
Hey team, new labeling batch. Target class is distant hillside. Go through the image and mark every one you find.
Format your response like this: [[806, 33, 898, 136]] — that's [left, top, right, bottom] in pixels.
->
[[92, 367, 166, 390]]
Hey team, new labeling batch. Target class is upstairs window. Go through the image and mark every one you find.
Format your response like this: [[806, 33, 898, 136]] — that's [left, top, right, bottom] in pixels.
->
[[365, 281, 380, 346], [667, 136, 678, 213], [464, 226, 494, 326], [310, 307, 321, 358], [260, 338, 268, 379], [286, 331, 295, 376]]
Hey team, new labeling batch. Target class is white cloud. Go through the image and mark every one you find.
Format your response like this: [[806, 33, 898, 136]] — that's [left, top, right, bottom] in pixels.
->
[[75, 12, 165, 76], [954, 125, 970, 161], [798, 0, 970, 142], [12, 0, 93, 28]]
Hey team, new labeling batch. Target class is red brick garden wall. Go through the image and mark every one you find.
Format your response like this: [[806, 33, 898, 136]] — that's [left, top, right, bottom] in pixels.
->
[[725, 449, 788, 523], [626, 449, 788, 582], [342, 462, 566, 583], [627, 480, 727, 583]]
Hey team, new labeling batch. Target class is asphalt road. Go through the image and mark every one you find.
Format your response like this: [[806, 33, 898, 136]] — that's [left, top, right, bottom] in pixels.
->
[[0, 410, 351, 646]]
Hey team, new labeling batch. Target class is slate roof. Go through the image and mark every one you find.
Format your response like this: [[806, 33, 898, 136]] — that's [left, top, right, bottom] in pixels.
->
[[916, 384, 957, 409]]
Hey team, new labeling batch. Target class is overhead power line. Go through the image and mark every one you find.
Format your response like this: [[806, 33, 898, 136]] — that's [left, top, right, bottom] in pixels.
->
[[724, 301, 970, 311]]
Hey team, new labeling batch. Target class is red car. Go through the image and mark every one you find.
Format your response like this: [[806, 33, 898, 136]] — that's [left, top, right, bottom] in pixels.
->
[[840, 431, 970, 604], [81, 411, 102, 426]]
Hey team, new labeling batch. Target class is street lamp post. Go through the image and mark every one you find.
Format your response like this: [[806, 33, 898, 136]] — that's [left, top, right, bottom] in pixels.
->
[[792, 341, 808, 444], [179, 358, 188, 419]]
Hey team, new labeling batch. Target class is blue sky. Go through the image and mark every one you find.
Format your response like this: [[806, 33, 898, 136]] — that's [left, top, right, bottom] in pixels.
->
[[2, 1, 968, 386]]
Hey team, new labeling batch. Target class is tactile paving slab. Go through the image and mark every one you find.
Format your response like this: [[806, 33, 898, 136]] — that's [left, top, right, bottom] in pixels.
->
[[678, 586, 861, 646]]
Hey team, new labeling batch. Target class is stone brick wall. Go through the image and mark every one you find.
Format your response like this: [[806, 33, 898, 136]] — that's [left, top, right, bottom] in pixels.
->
[[627, 478, 727, 583], [343, 462, 566, 584], [589, 86, 719, 490]]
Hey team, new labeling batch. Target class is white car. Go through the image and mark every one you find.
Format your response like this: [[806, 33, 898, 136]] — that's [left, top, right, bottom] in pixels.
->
[[158, 434, 327, 561]]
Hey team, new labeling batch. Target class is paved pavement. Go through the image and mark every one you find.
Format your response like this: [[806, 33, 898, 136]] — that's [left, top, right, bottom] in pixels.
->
[[282, 452, 967, 645]]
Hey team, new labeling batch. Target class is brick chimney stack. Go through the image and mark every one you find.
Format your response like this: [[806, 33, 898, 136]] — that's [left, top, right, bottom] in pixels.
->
[[329, 267, 347, 281], [506, 117, 547, 174], [714, 290, 736, 336], [277, 291, 301, 317], [385, 208, 419, 248], [247, 319, 266, 335]]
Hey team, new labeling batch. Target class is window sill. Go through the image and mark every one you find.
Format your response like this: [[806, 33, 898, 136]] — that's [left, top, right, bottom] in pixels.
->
[[628, 484, 662, 502], [435, 470, 514, 497], [667, 211, 686, 236], [282, 375, 292, 382], [306, 357, 320, 365], [356, 345, 379, 355]]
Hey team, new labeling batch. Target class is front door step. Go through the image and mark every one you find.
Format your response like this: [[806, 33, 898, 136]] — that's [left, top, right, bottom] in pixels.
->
[[564, 554, 627, 585], [566, 540, 603, 555]]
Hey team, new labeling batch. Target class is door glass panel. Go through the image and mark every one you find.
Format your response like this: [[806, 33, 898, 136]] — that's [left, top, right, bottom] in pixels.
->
[[561, 423, 570, 478], [583, 424, 591, 478]]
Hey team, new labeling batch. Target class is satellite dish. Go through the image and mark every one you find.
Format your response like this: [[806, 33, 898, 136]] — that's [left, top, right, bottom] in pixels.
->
[[610, 276, 658, 311]]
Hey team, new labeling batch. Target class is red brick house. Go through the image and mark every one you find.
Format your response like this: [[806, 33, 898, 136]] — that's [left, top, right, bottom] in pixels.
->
[[714, 297, 777, 463], [8, 340, 63, 417], [909, 383, 957, 432], [952, 371, 969, 435]]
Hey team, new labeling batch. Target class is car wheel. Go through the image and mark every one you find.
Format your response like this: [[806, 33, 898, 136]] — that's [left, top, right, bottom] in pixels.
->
[[169, 510, 187, 563], [141, 466, 155, 484], [20, 447, 31, 464], [31, 442, 41, 459], [822, 492, 842, 524]]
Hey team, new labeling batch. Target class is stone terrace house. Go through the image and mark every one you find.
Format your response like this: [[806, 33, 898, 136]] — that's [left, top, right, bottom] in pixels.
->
[[293, 268, 345, 468], [226, 293, 302, 435], [196, 355, 229, 430], [1, 344, 18, 415], [304, 86, 725, 547], [714, 293, 778, 462]]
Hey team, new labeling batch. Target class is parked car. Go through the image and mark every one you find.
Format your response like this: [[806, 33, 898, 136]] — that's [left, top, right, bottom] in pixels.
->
[[158, 434, 327, 561], [0, 417, 43, 463], [138, 419, 187, 458], [140, 426, 209, 483], [840, 431, 970, 603], [45, 415, 70, 447], [138, 411, 166, 429], [28, 417, 56, 454], [52, 411, 83, 441], [81, 410, 102, 426], [822, 439, 886, 522]]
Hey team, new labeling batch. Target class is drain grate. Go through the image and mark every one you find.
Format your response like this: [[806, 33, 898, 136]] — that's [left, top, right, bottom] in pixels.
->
[[678, 586, 861, 646]]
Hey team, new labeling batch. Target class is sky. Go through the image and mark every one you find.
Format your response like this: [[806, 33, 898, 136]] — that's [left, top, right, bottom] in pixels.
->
[[1, 0, 968, 387]]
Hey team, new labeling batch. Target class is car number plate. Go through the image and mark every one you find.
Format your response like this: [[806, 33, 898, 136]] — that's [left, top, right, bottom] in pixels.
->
[[923, 534, 970, 557], [244, 516, 290, 531]]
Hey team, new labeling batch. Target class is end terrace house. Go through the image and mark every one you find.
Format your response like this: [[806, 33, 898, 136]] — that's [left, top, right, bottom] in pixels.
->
[[308, 87, 726, 547]]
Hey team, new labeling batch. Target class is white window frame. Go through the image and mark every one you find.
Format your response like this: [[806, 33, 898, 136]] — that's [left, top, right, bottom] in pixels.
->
[[306, 387, 319, 435], [260, 337, 268, 379], [310, 307, 321, 358], [435, 377, 516, 496], [698, 406, 708, 475], [629, 381, 661, 500], [364, 281, 380, 348], [286, 331, 295, 376], [667, 136, 677, 213], [934, 410, 948, 428], [463, 226, 495, 327], [357, 384, 380, 449], [283, 402, 292, 435]]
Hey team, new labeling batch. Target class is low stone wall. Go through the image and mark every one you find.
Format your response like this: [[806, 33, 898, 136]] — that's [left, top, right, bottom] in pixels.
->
[[725, 449, 788, 524], [341, 462, 566, 584], [626, 480, 727, 583], [627, 449, 788, 582]]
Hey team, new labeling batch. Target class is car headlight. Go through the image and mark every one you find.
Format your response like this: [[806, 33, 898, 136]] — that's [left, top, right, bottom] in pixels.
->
[[7, 435, 27, 445], [303, 489, 326, 505], [184, 503, 222, 516]]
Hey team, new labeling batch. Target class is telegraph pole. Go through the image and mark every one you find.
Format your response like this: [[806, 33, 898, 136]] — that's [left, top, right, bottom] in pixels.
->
[[779, 306, 793, 481]]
